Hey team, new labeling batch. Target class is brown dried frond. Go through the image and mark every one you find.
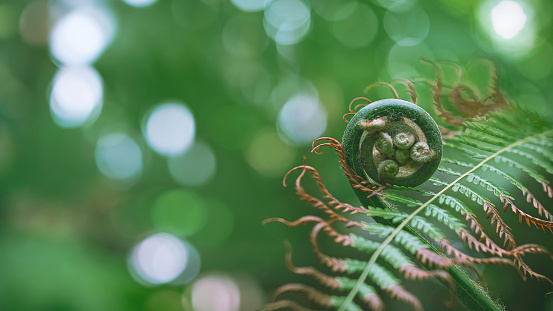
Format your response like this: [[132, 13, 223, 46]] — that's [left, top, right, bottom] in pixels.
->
[[348, 97, 372, 112], [448, 86, 487, 119], [311, 137, 388, 199], [501, 196, 553, 233], [263, 215, 328, 227], [342, 112, 356, 123], [364, 81, 399, 99], [386, 285, 423, 311], [512, 244, 553, 258], [310, 222, 348, 272], [416, 248, 454, 268], [265, 216, 357, 247], [457, 211, 553, 282], [400, 265, 457, 306], [285, 164, 369, 217], [513, 255, 553, 286], [462, 213, 508, 256], [262, 299, 321, 311], [421, 59, 467, 127], [482, 201, 517, 250], [440, 239, 517, 268], [541, 181, 553, 198], [523, 189, 553, 221], [272, 284, 334, 309], [509, 245, 553, 283], [441, 239, 523, 277], [439, 127, 462, 140], [283, 166, 363, 224], [363, 295, 384, 311], [314, 221, 355, 247], [481, 59, 508, 110], [284, 241, 341, 289], [395, 79, 418, 104], [422, 59, 509, 127], [458, 227, 507, 257]]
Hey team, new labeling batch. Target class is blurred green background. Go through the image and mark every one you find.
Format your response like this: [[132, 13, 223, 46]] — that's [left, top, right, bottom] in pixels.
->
[[1, 0, 553, 310]]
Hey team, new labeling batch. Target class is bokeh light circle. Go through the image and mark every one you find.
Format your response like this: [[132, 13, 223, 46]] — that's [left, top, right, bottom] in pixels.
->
[[50, 66, 103, 128], [374, 0, 415, 12], [95, 133, 142, 180], [478, 0, 535, 58], [172, 240, 201, 285], [192, 275, 240, 311], [332, 3, 378, 48], [270, 76, 318, 113], [246, 128, 295, 177], [312, 0, 357, 21], [491, 1, 527, 39], [263, 0, 311, 45], [130, 233, 190, 285], [168, 141, 216, 187], [151, 190, 208, 237], [50, 8, 114, 65], [122, 0, 158, 8], [386, 44, 432, 80], [383, 5, 429, 46], [194, 200, 234, 249], [222, 15, 269, 58], [230, 0, 271, 12], [277, 94, 327, 145], [144, 103, 195, 156]]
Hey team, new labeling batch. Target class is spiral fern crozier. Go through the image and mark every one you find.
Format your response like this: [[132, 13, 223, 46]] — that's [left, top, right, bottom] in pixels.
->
[[343, 99, 442, 187]]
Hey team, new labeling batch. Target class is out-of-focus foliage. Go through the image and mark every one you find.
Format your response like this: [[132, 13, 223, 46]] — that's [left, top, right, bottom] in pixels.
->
[[1, 0, 553, 310]]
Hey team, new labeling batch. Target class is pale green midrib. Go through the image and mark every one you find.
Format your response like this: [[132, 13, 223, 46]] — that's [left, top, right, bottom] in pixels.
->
[[337, 128, 553, 311]]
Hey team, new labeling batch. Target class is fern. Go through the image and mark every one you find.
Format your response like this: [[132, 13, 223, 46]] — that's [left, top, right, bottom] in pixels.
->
[[262, 61, 553, 311]]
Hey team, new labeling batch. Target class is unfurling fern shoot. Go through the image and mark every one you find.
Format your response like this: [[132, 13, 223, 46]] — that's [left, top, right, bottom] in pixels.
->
[[263, 61, 553, 311], [343, 99, 442, 187]]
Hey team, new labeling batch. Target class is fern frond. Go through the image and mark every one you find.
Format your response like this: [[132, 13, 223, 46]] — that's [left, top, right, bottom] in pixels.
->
[[430, 177, 491, 205], [430, 176, 515, 246], [521, 142, 553, 164], [463, 128, 510, 148], [267, 284, 364, 311], [336, 279, 384, 311], [385, 193, 466, 233], [438, 166, 511, 198], [425, 204, 465, 232], [363, 223, 428, 255], [395, 184, 476, 215], [493, 154, 548, 186], [464, 120, 512, 141], [506, 148, 553, 175], [350, 234, 414, 268], [281, 246, 383, 310], [365, 207, 445, 241], [266, 63, 553, 311], [438, 193, 475, 215]]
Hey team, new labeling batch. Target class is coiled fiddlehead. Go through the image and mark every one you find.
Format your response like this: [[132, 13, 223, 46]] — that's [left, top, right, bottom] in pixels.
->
[[343, 99, 442, 187]]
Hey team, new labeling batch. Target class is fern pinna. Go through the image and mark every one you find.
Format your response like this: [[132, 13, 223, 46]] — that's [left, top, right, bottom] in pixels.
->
[[262, 61, 553, 311]]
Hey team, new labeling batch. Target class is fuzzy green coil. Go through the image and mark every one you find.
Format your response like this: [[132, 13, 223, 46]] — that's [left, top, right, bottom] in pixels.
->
[[342, 99, 442, 187]]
